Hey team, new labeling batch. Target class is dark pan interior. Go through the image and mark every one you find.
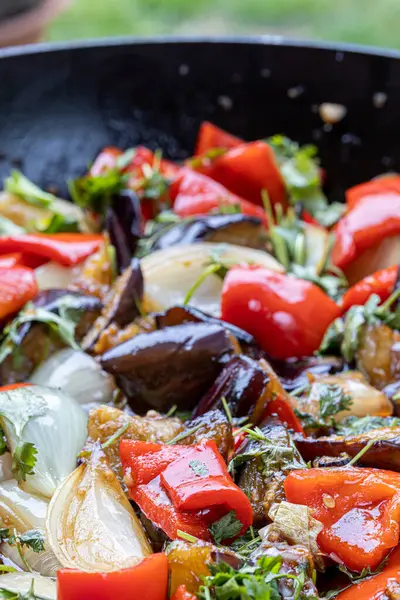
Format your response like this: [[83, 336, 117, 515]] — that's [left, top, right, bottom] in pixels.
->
[[0, 37, 400, 199]]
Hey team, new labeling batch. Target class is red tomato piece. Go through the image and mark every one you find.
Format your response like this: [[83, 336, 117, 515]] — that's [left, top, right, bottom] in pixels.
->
[[0, 266, 38, 320]]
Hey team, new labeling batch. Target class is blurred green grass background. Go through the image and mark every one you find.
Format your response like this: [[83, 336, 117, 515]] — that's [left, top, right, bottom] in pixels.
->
[[48, 0, 400, 49]]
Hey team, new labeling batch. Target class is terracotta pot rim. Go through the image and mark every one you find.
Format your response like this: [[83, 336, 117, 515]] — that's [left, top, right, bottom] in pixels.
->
[[0, 0, 70, 45]]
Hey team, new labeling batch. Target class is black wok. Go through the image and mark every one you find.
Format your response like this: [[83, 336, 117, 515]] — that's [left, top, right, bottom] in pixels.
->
[[0, 37, 400, 198]]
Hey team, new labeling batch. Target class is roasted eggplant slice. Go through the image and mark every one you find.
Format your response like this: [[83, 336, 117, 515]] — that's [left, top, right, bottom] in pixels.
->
[[194, 355, 269, 419], [294, 426, 400, 471], [0, 289, 102, 385], [143, 214, 265, 253], [155, 305, 255, 347], [235, 418, 305, 526], [272, 356, 346, 393], [82, 257, 144, 350], [106, 189, 142, 271], [100, 323, 234, 413], [177, 409, 233, 460]]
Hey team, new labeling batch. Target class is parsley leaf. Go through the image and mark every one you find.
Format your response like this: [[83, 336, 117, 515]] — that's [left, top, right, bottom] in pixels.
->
[[68, 148, 135, 216], [198, 555, 307, 600], [189, 460, 209, 477], [12, 442, 37, 483], [337, 415, 400, 436], [229, 426, 305, 478], [209, 511, 243, 545], [267, 134, 345, 227], [295, 383, 352, 432], [319, 291, 400, 361], [0, 529, 45, 554]]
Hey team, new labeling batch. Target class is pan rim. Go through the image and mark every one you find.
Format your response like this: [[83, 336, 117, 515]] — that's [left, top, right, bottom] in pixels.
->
[[0, 34, 400, 62]]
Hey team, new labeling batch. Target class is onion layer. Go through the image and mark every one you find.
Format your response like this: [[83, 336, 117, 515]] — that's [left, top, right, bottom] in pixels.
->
[[141, 242, 283, 315], [30, 348, 115, 407], [0, 572, 56, 599], [46, 446, 152, 572]]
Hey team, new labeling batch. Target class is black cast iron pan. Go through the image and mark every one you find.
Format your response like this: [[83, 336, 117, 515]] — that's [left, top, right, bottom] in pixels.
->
[[0, 37, 400, 199]]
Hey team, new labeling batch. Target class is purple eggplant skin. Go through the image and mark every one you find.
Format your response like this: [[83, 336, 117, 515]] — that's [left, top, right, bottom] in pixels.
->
[[0, 289, 102, 385], [271, 356, 346, 393], [22, 289, 102, 340], [106, 189, 142, 272], [146, 214, 264, 253], [193, 354, 268, 419], [294, 427, 400, 471], [82, 257, 144, 351], [155, 305, 255, 347], [100, 322, 234, 413]]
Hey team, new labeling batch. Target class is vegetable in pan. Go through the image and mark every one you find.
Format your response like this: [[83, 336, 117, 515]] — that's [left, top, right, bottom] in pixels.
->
[[0, 120, 398, 600]]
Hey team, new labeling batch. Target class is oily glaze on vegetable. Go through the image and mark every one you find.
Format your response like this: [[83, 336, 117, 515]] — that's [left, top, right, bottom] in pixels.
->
[[0, 120, 398, 600]]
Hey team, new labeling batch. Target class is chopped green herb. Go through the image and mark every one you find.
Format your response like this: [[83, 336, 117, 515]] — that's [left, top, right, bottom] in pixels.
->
[[319, 291, 400, 361], [186, 147, 227, 170], [166, 424, 203, 445], [229, 426, 305, 478], [295, 383, 352, 432], [12, 442, 38, 483], [189, 460, 209, 477], [337, 415, 400, 436], [267, 135, 345, 227], [4, 170, 57, 209], [35, 212, 80, 234], [198, 555, 307, 600], [0, 298, 82, 365], [209, 511, 243, 545]]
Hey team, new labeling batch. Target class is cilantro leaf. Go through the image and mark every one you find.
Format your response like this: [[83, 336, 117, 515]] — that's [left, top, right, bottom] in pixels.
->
[[209, 511, 243, 545], [189, 460, 209, 477], [12, 442, 38, 483]]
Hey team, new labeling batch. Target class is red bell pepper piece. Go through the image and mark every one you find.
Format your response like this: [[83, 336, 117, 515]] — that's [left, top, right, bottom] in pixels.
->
[[346, 175, 400, 210], [0, 234, 103, 267], [57, 554, 169, 600], [0, 383, 32, 392], [170, 585, 197, 600], [194, 141, 286, 207], [285, 467, 400, 572], [170, 168, 267, 225], [120, 439, 253, 543], [0, 267, 38, 320], [90, 145, 180, 222], [264, 396, 304, 434], [332, 179, 400, 270], [195, 121, 242, 156], [221, 265, 341, 360], [335, 545, 400, 600], [340, 265, 398, 313]]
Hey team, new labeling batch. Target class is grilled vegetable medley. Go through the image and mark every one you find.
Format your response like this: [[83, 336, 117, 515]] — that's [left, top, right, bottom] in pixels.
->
[[0, 121, 399, 600]]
